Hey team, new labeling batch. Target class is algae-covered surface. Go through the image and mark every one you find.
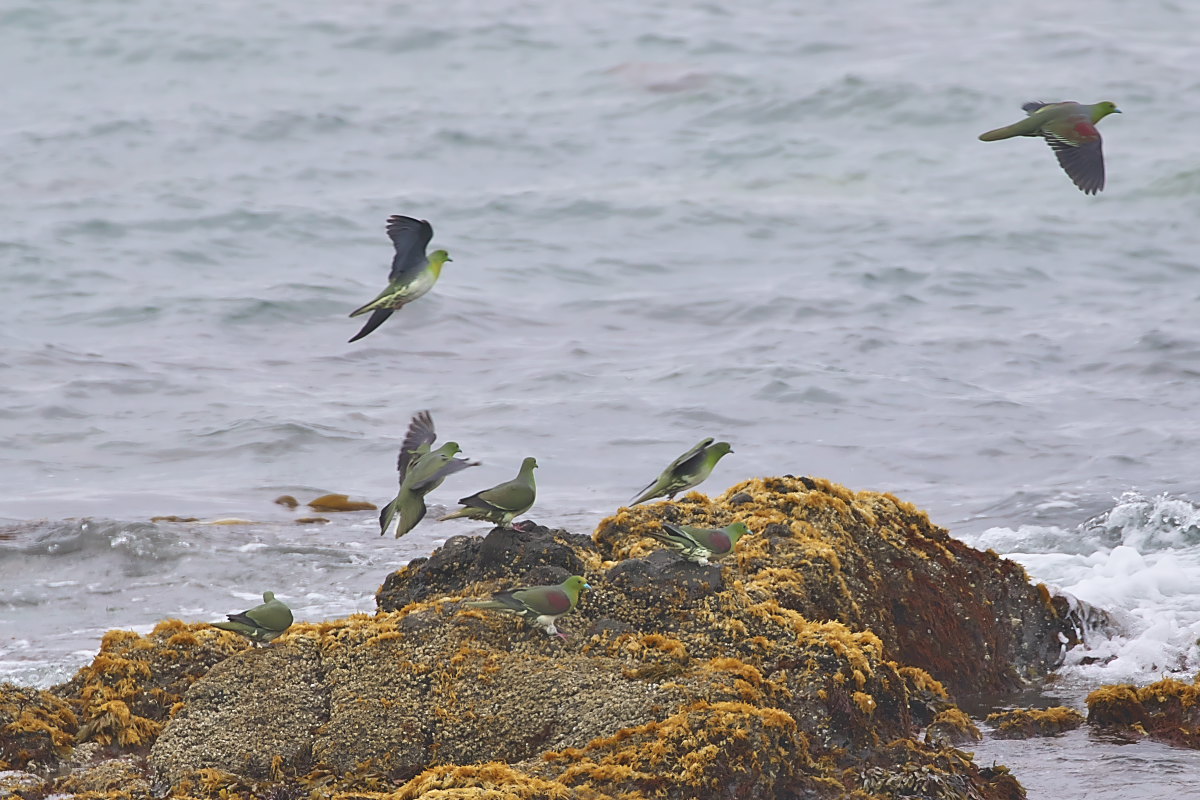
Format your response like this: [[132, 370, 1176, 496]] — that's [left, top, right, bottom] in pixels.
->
[[0, 477, 1092, 798]]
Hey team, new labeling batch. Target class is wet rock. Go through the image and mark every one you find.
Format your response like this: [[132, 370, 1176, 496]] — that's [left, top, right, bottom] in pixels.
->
[[924, 708, 983, 747], [294, 517, 329, 524], [595, 476, 1077, 697], [273, 495, 299, 509], [1087, 675, 1200, 748], [149, 515, 200, 523], [307, 493, 376, 512], [986, 706, 1085, 739]]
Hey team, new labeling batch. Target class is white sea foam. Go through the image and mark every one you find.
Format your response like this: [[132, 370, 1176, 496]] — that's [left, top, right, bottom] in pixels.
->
[[970, 492, 1200, 684]]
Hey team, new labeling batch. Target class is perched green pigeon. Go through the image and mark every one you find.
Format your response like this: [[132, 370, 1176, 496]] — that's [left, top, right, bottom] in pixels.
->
[[348, 215, 452, 342], [380, 410, 478, 538], [630, 437, 733, 506], [978, 101, 1121, 195], [212, 591, 293, 645], [465, 575, 591, 638], [645, 522, 752, 565], [440, 456, 537, 527]]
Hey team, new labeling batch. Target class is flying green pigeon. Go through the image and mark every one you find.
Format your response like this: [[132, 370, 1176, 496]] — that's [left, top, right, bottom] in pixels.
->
[[465, 575, 591, 638], [380, 410, 479, 538], [212, 591, 293, 645], [645, 522, 752, 565], [978, 101, 1121, 195], [440, 456, 537, 527], [630, 437, 733, 506], [348, 215, 452, 342]]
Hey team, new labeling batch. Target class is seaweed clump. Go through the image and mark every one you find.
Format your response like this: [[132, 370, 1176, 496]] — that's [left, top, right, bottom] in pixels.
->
[[1087, 674, 1200, 748], [985, 706, 1085, 739]]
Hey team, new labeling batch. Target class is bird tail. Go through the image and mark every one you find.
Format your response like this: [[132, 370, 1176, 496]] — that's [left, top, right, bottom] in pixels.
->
[[439, 508, 471, 521], [629, 480, 659, 506], [463, 599, 507, 610], [212, 620, 254, 634], [978, 115, 1045, 141], [393, 493, 427, 538], [348, 309, 394, 342], [379, 497, 398, 536]]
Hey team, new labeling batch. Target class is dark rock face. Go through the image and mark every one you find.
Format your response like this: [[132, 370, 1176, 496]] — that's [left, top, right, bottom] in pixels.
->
[[376, 523, 592, 611], [594, 476, 1078, 698]]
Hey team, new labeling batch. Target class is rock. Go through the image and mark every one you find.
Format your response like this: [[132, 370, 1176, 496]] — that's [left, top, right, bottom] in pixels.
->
[[1087, 675, 1200, 748], [151, 639, 325, 786], [0, 770, 46, 796], [273, 495, 299, 509], [15, 476, 1080, 798], [294, 517, 329, 524], [376, 523, 593, 611], [595, 476, 1076, 697], [0, 684, 77, 770], [150, 515, 200, 523], [924, 708, 983, 747], [985, 706, 1085, 739], [307, 494, 376, 512]]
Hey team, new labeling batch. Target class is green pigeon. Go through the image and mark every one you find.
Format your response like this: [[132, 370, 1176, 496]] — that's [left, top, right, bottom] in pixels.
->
[[978, 101, 1120, 195], [348, 215, 452, 342], [630, 437, 733, 506], [645, 522, 752, 565], [212, 591, 293, 645], [380, 410, 479, 538], [465, 575, 591, 638], [440, 456, 537, 527]]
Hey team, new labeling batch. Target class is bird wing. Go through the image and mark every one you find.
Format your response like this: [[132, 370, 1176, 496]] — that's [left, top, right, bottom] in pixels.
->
[[397, 411, 437, 483], [1044, 137, 1105, 195], [386, 215, 435, 282], [660, 523, 707, 550], [464, 480, 533, 513], [246, 600, 293, 631], [409, 455, 478, 493], [1039, 113, 1105, 195], [671, 438, 715, 477], [512, 585, 572, 615]]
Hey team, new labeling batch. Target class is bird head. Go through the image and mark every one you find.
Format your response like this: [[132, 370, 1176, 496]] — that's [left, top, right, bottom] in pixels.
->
[[564, 575, 591, 596], [262, 591, 276, 602], [711, 441, 734, 456], [429, 249, 452, 266], [726, 522, 751, 543], [522, 456, 539, 470], [1092, 101, 1121, 122]]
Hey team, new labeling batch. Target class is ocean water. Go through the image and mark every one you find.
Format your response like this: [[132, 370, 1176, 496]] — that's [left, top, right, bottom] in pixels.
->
[[3, 0, 1200, 795]]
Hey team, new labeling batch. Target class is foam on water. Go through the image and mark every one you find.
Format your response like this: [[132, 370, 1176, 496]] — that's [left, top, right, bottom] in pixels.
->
[[969, 492, 1200, 683]]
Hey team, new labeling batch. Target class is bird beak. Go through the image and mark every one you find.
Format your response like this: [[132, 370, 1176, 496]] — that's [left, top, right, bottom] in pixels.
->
[[447, 257, 454, 261], [1113, 109, 1122, 113], [583, 582, 592, 590]]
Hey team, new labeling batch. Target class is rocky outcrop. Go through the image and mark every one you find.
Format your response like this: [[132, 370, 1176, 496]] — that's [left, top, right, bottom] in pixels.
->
[[1, 476, 1084, 798], [1087, 675, 1200, 748], [985, 707, 1085, 739]]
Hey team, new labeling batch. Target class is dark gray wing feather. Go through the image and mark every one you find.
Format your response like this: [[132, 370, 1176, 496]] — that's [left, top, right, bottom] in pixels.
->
[[386, 216, 434, 282], [1044, 136, 1105, 195], [671, 437, 714, 476], [347, 308, 393, 343], [408, 456, 478, 493], [397, 410, 437, 483]]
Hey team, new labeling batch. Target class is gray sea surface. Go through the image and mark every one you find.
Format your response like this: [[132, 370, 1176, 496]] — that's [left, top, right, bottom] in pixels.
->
[[3, 0, 1200, 796]]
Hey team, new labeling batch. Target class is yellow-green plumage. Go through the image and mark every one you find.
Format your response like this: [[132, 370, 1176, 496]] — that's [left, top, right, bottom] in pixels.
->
[[348, 215, 452, 343]]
